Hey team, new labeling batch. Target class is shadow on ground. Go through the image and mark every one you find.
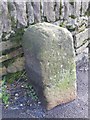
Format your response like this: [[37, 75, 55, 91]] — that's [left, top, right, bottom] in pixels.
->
[[2, 60, 88, 118]]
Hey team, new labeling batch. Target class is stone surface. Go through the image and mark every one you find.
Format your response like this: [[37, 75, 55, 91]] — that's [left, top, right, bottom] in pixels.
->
[[7, 57, 25, 73], [75, 47, 88, 63], [55, 0, 60, 20], [33, 1, 41, 23], [0, 66, 7, 76], [14, 1, 27, 27], [76, 41, 89, 55], [75, 28, 90, 48], [23, 22, 77, 110], [26, 1, 34, 24], [43, 2, 55, 22], [1, 1, 11, 32]]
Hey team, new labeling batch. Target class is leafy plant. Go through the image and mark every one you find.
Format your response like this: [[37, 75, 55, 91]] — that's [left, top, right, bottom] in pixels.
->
[[0, 77, 10, 105], [25, 84, 38, 101]]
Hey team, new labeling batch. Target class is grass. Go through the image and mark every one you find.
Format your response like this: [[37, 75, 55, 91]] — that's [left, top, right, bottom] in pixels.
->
[[1, 70, 38, 105]]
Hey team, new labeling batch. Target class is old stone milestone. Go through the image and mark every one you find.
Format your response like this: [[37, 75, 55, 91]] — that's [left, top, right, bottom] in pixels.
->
[[22, 22, 77, 110]]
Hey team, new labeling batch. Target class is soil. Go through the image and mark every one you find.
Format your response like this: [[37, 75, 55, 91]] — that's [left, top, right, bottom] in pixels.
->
[[1, 59, 89, 118]]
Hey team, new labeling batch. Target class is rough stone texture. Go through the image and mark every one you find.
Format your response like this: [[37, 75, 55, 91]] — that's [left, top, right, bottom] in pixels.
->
[[1, 1, 11, 32], [68, 2, 76, 25], [33, 1, 41, 23], [0, 2, 3, 41], [43, 2, 55, 22], [14, 1, 27, 27], [75, 1, 82, 18], [0, 66, 7, 77], [26, 1, 34, 24], [81, 1, 89, 16], [63, 1, 69, 20], [55, 0, 60, 20], [75, 47, 88, 63], [8, 1, 17, 26], [75, 28, 90, 48], [23, 22, 77, 110], [7, 57, 25, 73], [0, 1, 89, 77], [0, 40, 20, 52], [76, 41, 89, 55]]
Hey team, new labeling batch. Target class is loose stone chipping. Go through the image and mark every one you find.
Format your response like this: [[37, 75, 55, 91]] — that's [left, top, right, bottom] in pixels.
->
[[23, 22, 77, 110]]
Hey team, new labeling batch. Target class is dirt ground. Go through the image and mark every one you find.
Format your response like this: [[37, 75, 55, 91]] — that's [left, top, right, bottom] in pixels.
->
[[2, 59, 89, 118]]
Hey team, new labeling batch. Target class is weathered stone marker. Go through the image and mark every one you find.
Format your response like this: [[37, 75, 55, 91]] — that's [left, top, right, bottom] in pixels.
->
[[23, 22, 77, 110]]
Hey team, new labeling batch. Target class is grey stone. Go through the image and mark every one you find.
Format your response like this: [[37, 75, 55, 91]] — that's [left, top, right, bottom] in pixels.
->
[[26, 1, 34, 24], [63, 1, 69, 20], [76, 41, 89, 55], [23, 22, 77, 110], [75, 1, 82, 18], [68, 2, 76, 25], [1, 1, 11, 32], [81, 2, 89, 16], [33, 1, 41, 23], [0, 66, 7, 76], [75, 47, 88, 63], [14, 1, 27, 27], [0, 2, 3, 39], [75, 28, 90, 48], [7, 57, 25, 73], [60, 0, 64, 20], [43, 2, 55, 22], [55, 0, 60, 20], [8, 1, 17, 27]]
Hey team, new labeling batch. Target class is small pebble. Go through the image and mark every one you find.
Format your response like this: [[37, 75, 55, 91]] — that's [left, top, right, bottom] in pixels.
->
[[30, 104, 32, 106], [6, 105, 9, 108], [15, 97, 18, 100], [20, 104, 23, 107], [38, 102, 41, 104], [21, 85, 24, 88], [15, 93, 19, 97]]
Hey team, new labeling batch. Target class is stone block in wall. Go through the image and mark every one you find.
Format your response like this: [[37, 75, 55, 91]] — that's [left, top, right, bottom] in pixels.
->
[[14, 1, 27, 27], [43, 2, 55, 22], [1, 1, 11, 33], [75, 28, 90, 48], [0, 57, 25, 76], [33, 1, 41, 23], [75, 47, 88, 62], [75, 1, 82, 18], [0, 66, 7, 77], [7, 1, 17, 27], [63, 1, 69, 20], [81, 1, 89, 16], [0, 2, 3, 39], [0, 40, 21, 52], [55, 0, 60, 20], [23, 22, 77, 110], [68, 2, 76, 25], [7, 57, 25, 73], [76, 40, 89, 55], [78, 24, 86, 33], [26, 1, 34, 24], [0, 47, 23, 63]]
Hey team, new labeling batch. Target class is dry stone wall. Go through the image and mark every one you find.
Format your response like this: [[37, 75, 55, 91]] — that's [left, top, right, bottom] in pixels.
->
[[0, 1, 90, 77]]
